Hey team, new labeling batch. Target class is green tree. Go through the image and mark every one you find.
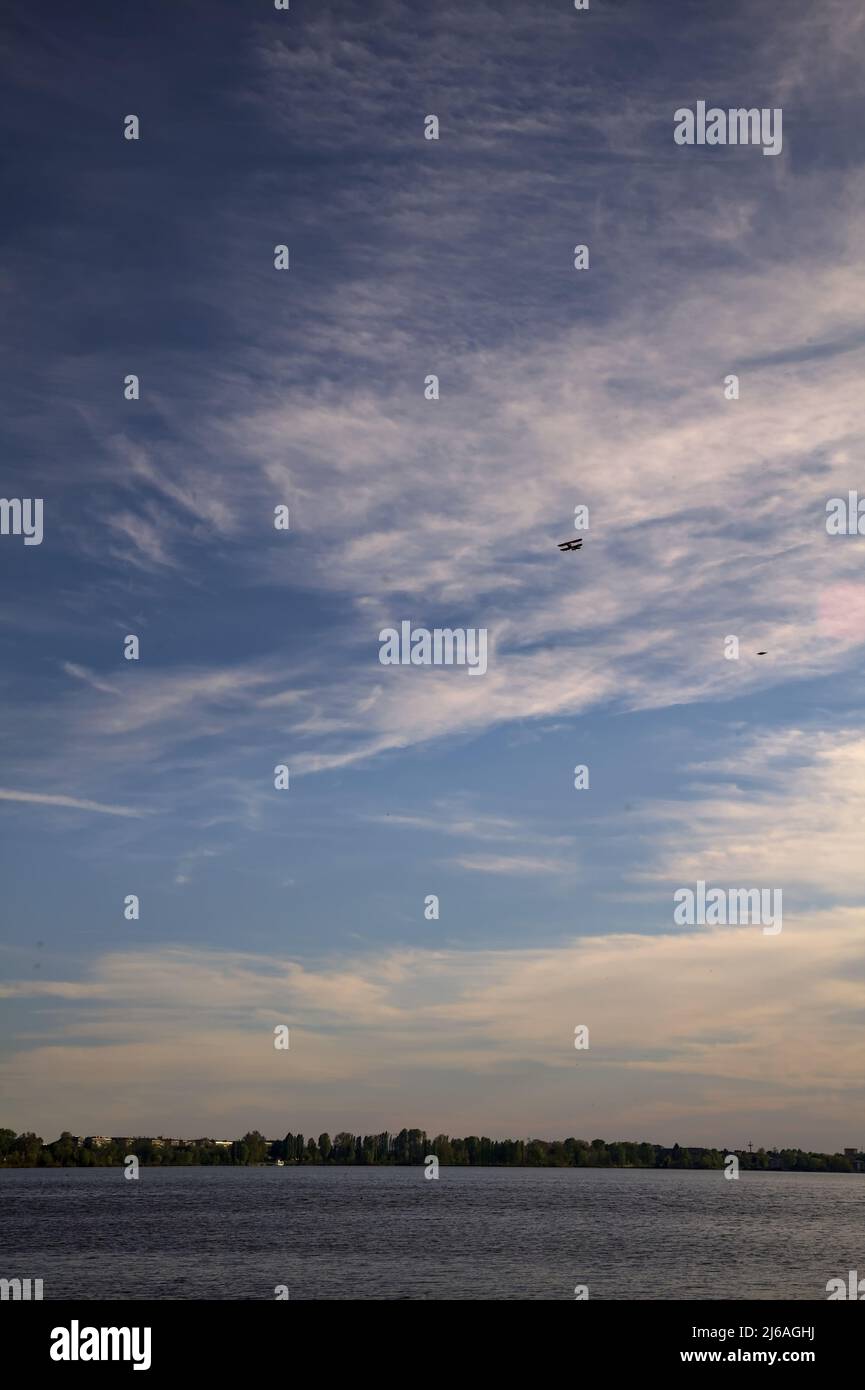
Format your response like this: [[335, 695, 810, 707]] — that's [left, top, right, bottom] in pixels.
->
[[526, 1140, 548, 1166], [432, 1135, 454, 1165], [408, 1129, 428, 1164], [50, 1132, 78, 1166], [242, 1131, 269, 1164], [0, 1128, 18, 1161], [464, 1135, 481, 1165], [14, 1132, 44, 1165], [332, 1133, 356, 1163]]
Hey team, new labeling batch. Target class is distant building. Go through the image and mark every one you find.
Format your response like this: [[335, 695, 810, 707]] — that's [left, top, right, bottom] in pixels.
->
[[213, 1140, 233, 1148], [86, 1137, 111, 1148]]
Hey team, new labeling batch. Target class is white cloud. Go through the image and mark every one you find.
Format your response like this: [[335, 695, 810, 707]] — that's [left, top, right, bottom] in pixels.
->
[[10, 1, 862, 792], [0, 789, 145, 818], [3, 907, 863, 1144], [649, 730, 865, 897], [453, 852, 576, 877], [62, 663, 121, 696]]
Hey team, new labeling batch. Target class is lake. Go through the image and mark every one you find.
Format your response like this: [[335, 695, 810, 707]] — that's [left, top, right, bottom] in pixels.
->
[[1, 1166, 861, 1299]]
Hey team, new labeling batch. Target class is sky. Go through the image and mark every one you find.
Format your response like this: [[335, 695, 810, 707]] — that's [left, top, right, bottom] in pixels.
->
[[1, 0, 864, 1149]]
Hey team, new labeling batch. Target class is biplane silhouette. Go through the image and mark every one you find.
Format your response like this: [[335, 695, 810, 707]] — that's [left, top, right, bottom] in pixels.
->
[[557, 538, 583, 552]]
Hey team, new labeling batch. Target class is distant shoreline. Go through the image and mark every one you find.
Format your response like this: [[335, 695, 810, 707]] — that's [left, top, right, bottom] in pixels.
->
[[3, 1128, 862, 1173], [4, 1163, 862, 1175]]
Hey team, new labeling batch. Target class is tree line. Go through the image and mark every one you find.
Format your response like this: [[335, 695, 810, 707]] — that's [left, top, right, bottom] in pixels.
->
[[0, 1127, 860, 1172]]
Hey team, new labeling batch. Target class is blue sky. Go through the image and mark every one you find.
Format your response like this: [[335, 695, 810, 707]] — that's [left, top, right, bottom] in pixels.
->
[[2, 0, 865, 1147]]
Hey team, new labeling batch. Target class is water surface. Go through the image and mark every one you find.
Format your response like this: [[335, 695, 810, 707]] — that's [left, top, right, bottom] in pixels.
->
[[2, 1166, 861, 1299]]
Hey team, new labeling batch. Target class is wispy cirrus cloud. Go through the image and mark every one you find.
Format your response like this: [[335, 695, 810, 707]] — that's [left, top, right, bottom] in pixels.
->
[[62, 662, 121, 696], [453, 852, 577, 877], [642, 729, 865, 900], [3, 0, 865, 1148], [0, 789, 145, 818]]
